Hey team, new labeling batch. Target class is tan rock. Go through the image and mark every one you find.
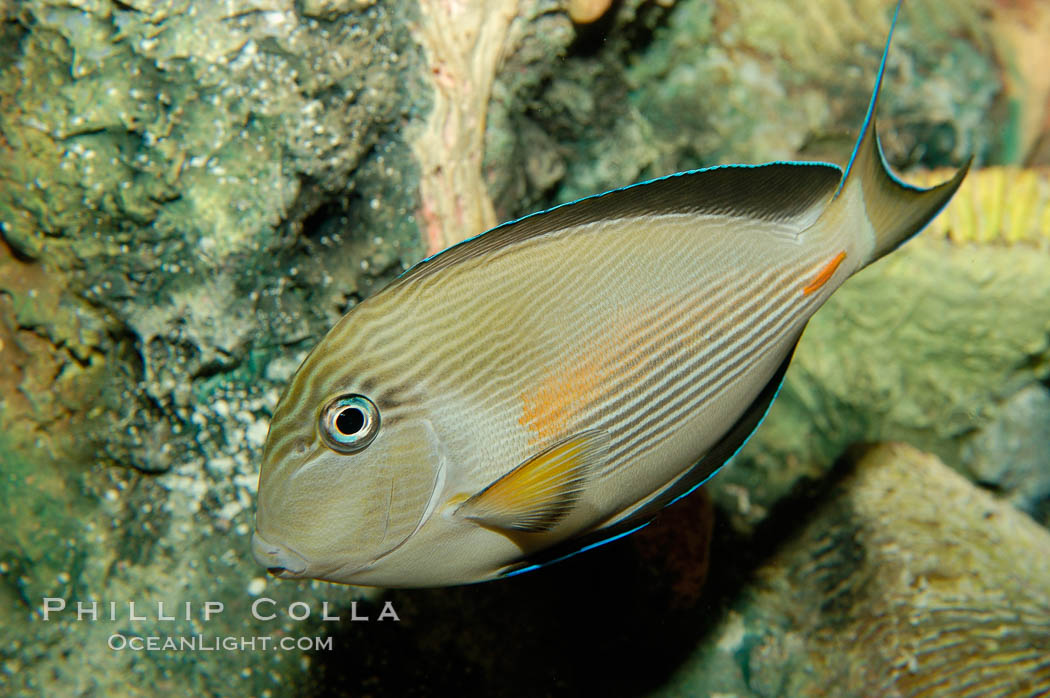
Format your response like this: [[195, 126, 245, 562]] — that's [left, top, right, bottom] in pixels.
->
[[669, 443, 1050, 696], [568, 0, 612, 24]]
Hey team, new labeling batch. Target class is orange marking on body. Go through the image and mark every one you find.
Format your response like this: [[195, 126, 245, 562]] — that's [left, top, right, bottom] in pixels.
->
[[519, 353, 604, 445], [517, 296, 695, 445], [802, 250, 847, 296]]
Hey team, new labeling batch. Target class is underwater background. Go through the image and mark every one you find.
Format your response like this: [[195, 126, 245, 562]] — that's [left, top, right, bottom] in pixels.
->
[[1, 0, 1048, 695]]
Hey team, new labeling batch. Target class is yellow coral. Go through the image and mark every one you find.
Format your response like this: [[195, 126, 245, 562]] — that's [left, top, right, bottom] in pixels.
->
[[912, 167, 1050, 247]]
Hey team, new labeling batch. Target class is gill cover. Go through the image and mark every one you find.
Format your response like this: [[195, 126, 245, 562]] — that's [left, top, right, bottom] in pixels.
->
[[255, 416, 442, 574]]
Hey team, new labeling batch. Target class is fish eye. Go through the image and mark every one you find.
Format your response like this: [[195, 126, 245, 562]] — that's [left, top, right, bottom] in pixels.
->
[[319, 394, 380, 453]]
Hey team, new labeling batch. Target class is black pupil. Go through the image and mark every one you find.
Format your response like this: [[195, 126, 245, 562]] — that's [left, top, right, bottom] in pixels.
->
[[335, 406, 365, 436]]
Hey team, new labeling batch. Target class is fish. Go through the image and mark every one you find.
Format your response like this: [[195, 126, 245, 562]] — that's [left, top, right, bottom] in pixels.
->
[[251, 0, 969, 588]]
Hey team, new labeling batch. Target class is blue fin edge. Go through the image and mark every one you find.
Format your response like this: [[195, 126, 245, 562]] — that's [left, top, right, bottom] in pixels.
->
[[836, 0, 924, 196]]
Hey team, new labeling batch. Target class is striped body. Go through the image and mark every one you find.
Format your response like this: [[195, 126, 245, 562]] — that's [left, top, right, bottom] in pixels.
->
[[252, 0, 968, 587], [351, 203, 852, 522]]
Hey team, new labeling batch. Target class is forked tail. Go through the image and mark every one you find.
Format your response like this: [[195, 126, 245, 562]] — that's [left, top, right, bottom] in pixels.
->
[[821, 0, 971, 263]]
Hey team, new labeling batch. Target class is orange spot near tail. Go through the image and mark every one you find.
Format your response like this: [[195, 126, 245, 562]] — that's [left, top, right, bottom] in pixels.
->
[[802, 250, 847, 296]]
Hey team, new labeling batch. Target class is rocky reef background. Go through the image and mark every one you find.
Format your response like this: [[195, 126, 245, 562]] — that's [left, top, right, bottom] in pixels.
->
[[0, 0, 1047, 696]]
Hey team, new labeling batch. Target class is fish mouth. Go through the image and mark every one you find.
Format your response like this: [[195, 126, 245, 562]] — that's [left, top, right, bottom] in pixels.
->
[[252, 530, 308, 578]]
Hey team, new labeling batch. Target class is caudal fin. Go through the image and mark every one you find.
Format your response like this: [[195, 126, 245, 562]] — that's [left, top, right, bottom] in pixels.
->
[[825, 0, 971, 263]]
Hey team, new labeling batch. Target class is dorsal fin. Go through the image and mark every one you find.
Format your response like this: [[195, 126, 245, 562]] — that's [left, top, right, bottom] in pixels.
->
[[398, 162, 843, 286]]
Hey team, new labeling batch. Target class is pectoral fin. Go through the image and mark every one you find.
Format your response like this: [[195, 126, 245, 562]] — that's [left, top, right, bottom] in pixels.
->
[[455, 430, 610, 533]]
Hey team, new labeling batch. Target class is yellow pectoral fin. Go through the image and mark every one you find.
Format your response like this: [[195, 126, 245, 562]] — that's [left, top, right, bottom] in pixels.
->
[[455, 430, 611, 533]]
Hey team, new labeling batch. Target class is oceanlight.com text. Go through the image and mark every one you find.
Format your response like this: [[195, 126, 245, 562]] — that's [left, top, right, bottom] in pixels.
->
[[107, 634, 334, 652]]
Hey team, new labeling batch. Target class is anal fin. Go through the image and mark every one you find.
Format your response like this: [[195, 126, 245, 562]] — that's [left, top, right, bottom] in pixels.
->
[[455, 430, 610, 533]]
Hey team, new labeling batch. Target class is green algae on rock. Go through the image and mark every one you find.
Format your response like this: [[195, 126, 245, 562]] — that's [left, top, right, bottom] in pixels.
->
[[624, 0, 996, 172], [0, 1, 424, 695], [0, 0, 429, 475]]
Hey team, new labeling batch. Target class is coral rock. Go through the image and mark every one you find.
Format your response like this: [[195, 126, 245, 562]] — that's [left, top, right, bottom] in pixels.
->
[[669, 442, 1050, 697]]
